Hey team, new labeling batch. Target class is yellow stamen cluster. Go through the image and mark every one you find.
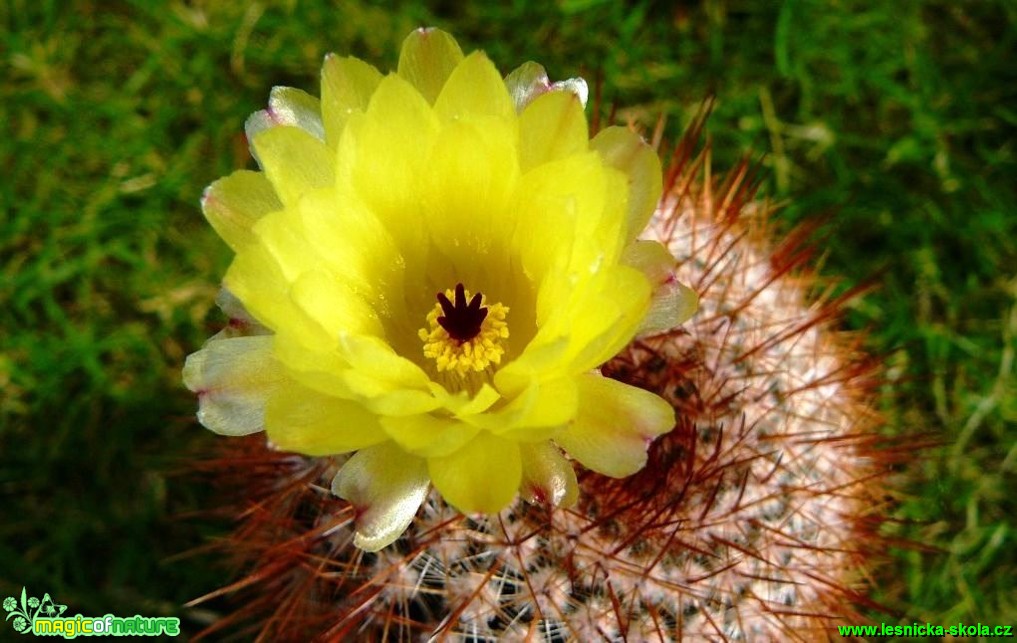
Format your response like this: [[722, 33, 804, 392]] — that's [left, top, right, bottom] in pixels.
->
[[418, 288, 509, 377]]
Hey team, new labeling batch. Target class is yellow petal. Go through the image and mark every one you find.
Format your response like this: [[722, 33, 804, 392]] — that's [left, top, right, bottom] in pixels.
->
[[380, 414, 481, 458], [182, 336, 282, 436], [225, 241, 332, 351], [591, 126, 662, 241], [338, 74, 438, 269], [201, 170, 282, 253], [297, 188, 406, 315], [336, 334, 441, 416], [289, 270, 384, 338], [420, 119, 519, 273], [429, 382, 501, 417], [511, 152, 607, 283], [434, 51, 515, 123], [332, 442, 430, 552], [428, 431, 522, 513], [555, 374, 675, 478], [251, 126, 335, 207], [397, 27, 464, 105], [272, 331, 353, 398], [518, 90, 588, 171], [526, 265, 651, 376], [466, 376, 577, 441], [519, 441, 578, 507], [265, 381, 387, 456], [321, 54, 382, 149]]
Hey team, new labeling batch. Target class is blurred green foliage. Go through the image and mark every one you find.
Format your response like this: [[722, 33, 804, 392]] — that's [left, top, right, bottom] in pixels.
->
[[1, 0, 1014, 635]]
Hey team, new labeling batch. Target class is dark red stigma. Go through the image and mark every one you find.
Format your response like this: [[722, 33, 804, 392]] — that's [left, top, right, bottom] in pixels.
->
[[436, 283, 488, 343]]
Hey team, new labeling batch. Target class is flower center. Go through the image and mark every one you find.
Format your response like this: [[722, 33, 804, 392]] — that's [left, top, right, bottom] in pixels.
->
[[418, 283, 509, 377]]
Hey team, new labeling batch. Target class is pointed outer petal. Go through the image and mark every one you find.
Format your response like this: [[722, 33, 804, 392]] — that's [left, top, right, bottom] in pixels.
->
[[550, 77, 589, 108], [332, 442, 430, 552], [464, 377, 577, 442], [428, 431, 522, 514], [555, 373, 675, 478], [337, 75, 438, 267], [268, 87, 325, 140], [335, 333, 442, 416], [591, 126, 662, 241], [511, 152, 606, 283], [245, 88, 325, 150], [379, 414, 482, 458], [265, 382, 387, 456], [621, 239, 674, 283], [297, 188, 405, 313], [420, 119, 519, 269], [397, 28, 464, 106], [434, 51, 515, 123], [519, 442, 578, 507], [289, 270, 385, 338], [243, 110, 274, 166], [517, 90, 588, 172], [201, 170, 282, 252], [639, 279, 699, 336], [215, 287, 268, 332], [622, 240, 699, 335], [503, 61, 549, 112], [321, 54, 383, 150], [182, 336, 282, 436], [251, 126, 335, 207], [429, 382, 501, 417]]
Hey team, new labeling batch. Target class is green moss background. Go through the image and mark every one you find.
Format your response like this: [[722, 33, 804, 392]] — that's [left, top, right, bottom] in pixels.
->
[[2, 0, 1014, 637]]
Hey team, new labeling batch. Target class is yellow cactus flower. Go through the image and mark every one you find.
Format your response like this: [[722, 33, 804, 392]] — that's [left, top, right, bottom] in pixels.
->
[[184, 28, 698, 552]]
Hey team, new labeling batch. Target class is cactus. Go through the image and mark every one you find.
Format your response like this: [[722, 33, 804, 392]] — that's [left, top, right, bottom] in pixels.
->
[[191, 109, 896, 642]]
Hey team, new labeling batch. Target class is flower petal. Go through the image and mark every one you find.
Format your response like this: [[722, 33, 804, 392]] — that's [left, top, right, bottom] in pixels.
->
[[297, 188, 406, 314], [421, 119, 519, 277], [467, 376, 577, 441], [245, 87, 325, 164], [265, 382, 387, 456], [428, 431, 522, 513], [251, 126, 335, 208], [555, 374, 675, 478], [201, 170, 282, 253], [518, 89, 588, 171], [289, 269, 384, 338], [623, 240, 699, 335], [511, 151, 608, 282], [591, 126, 662, 241], [332, 442, 430, 552], [519, 441, 578, 507], [338, 74, 438, 270], [210, 287, 270, 340], [182, 336, 282, 436], [503, 61, 549, 112], [336, 334, 442, 416], [434, 51, 515, 123], [321, 53, 383, 149], [397, 27, 464, 105], [380, 413, 482, 458], [528, 265, 652, 375]]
